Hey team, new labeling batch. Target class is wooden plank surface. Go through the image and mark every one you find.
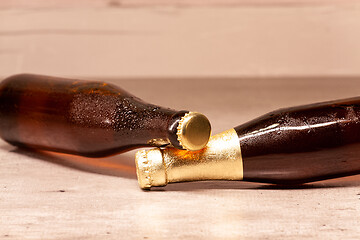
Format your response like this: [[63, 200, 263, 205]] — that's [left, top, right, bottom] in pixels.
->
[[1, 3, 360, 78], [1, 77, 360, 239]]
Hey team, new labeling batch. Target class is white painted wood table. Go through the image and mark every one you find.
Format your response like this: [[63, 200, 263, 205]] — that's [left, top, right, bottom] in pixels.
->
[[1, 77, 360, 239]]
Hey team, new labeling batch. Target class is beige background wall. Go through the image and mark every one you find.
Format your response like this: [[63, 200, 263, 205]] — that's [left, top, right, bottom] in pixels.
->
[[1, 0, 360, 78]]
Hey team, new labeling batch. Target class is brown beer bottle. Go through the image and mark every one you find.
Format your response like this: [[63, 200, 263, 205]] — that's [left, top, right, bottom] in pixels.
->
[[136, 97, 360, 189], [0, 74, 211, 157]]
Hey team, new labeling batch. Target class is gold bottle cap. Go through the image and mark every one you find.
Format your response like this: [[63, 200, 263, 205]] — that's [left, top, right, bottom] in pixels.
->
[[176, 112, 211, 151]]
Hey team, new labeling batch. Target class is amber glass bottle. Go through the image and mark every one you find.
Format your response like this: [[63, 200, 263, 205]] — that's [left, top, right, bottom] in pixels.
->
[[0, 74, 211, 157], [136, 97, 360, 189], [237, 97, 360, 185]]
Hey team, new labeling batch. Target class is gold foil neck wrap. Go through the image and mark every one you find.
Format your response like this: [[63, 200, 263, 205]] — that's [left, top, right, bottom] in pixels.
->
[[135, 128, 243, 189]]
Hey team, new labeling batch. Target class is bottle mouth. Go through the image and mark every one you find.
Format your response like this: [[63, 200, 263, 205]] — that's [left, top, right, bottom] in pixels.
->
[[175, 112, 212, 151]]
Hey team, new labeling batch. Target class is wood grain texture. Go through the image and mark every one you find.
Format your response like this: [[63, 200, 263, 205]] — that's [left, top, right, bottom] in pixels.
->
[[1, 77, 360, 239], [1, 3, 360, 78]]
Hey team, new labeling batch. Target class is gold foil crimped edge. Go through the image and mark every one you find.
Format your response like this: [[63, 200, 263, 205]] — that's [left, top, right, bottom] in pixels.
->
[[135, 149, 167, 190]]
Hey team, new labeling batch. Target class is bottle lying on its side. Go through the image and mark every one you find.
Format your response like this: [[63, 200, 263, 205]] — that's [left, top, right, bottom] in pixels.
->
[[0, 74, 211, 157], [136, 97, 360, 189]]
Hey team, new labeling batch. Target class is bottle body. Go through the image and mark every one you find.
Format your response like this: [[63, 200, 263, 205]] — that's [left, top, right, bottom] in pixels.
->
[[0, 74, 211, 157], [236, 97, 360, 184]]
